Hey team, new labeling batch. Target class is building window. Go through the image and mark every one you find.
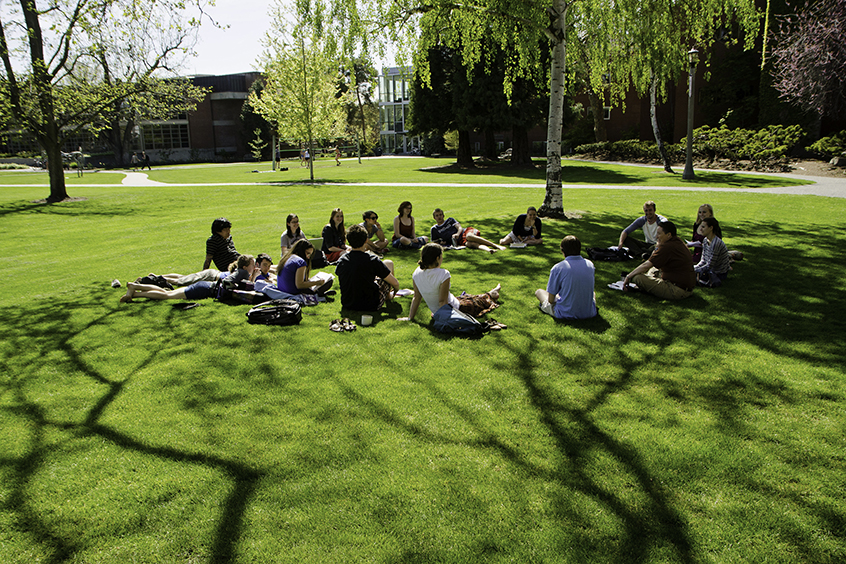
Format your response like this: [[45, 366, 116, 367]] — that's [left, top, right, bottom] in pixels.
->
[[142, 123, 190, 150], [603, 107, 612, 121]]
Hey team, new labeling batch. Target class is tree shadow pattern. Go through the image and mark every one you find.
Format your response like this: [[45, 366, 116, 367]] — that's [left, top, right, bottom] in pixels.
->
[[2, 208, 845, 562]]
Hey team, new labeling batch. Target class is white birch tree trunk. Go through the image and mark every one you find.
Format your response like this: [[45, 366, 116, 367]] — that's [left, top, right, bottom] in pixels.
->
[[540, 0, 567, 218]]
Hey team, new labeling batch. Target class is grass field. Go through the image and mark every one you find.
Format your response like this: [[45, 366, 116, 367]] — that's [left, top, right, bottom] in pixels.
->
[[0, 156, 812, 189], [1, 159, 844, 563]]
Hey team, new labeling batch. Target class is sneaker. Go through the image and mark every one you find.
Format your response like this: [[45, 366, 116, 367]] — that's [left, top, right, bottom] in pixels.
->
[[111, 279, 121, 288]]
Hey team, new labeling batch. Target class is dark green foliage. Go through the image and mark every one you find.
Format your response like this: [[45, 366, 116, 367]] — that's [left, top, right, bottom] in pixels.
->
[[574, 140, 685, 162], [806, 130, 846, 158], [687, 124, 806, 163]]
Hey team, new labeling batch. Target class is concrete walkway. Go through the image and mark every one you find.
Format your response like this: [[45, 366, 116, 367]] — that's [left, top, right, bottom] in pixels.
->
[[9, 165, 846, 198]]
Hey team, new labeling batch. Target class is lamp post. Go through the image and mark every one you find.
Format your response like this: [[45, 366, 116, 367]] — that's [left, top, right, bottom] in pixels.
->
[[682, 48, 699, 180]]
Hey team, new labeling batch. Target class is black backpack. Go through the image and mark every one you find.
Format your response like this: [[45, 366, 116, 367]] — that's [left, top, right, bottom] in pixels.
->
[[586, 247, 634, 261], [246, 299, 302, 326]]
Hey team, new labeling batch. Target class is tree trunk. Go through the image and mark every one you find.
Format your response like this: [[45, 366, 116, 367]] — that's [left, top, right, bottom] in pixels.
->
[[650, 73, 673, 173], [541, 1, 567, 218], [457, 129, 475, 167], [588, 89, 607, 142], [511, 125, 532, 166], [44, 132, 69, 202], [483, 128, 497, 160]]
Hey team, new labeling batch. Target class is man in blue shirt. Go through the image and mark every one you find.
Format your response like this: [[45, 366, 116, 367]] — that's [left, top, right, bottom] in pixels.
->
[[535, 235, 597, 320]]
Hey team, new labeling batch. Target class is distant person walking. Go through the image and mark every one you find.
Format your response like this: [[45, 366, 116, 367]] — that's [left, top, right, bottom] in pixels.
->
[[142, 151, 151, 170], [335, 146, 341, 166], [130, 152, 139, 171]]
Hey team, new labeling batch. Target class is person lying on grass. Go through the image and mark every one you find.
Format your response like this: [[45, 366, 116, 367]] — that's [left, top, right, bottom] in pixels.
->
[[430, 208, 506, 253], [400, 243, 501, 322], [120, 255, 256, 303], [276, 240, 334, 296]]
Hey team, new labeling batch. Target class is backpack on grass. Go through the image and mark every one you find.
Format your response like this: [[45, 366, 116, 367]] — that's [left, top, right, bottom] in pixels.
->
[[246, 299, 302, 326], [586, 247, 634, 261]]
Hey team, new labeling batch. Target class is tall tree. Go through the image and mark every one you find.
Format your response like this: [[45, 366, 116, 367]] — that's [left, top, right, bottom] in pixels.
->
[[0, 0, 212, 202], [250, 2, 345, 181]]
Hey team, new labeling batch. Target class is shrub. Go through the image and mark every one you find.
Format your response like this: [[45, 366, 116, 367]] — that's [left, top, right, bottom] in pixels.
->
[[685, 124, 805, 164], [806, 130, 846, 159]]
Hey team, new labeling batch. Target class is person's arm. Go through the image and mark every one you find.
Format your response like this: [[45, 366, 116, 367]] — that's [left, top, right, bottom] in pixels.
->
[[401, 280, 423, 321], [203, 254, 213, 270], [384, 272, 400, 292], [392, 216, 401, 240], [437, 278, 451, 308], [375, 221, 386, 243], [624, 260, 653, 288], [295, 265, 321, 289], [322, 225, 344, 253], [511, 216, 526, 242], [618, 230, 629, 248], [619, 217, 643, 247], [410, 217, 416, 238], [534, 217, 542, 240]]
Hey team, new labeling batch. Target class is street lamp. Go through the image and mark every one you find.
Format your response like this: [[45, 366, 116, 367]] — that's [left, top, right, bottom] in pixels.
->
[[682, 47, 700, 180]]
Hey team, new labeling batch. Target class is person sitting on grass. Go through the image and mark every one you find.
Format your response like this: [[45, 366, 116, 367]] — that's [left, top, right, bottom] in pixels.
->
[[500, 206, 543, 246], [400, 243, 501, 323], [429, 208, 506, 253], [276, 240, 334, 296], [321, 208, 349, 263], [623, 220, 696, 300], [280, 213, 307, 256], [534, 235, 597, 320], [360, 210, 389, 254], [618, 200, 667, 258], [120, 255, 255, 303], [392, 201, 428, 250], [335, 223, 399, 311], [694, 217, 731, 287], [253, 253, 276, 284], [204, 217, 240, 271]]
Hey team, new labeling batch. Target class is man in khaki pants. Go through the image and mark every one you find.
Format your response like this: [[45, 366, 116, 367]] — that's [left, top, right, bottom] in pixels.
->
[[623, 220, 695, 300]]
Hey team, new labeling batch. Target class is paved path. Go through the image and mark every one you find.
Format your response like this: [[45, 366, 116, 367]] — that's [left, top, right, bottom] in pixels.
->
[[9, 165, 846, 198]]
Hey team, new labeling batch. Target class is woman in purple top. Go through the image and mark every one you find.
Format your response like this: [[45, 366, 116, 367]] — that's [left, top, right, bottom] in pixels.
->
[[276, 240, 333, 295]]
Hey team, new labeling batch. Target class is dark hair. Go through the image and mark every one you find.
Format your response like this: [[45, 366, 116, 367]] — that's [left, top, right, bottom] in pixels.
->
[[285, 214, 301, 238], [278, 239, 314, 271], [362, 210, 378, 221], [346, 223, 368, 248], [418, 243, 443, 269], [398, 201, 413, 218], [560, 235, 581, 256], [432, 208, 443, 218], [701, 216, 723, 237], [657, 220, 677, 237], [527, 206, 537, 214], [211, 217, 231, 235], [256, 252, 273, 266]]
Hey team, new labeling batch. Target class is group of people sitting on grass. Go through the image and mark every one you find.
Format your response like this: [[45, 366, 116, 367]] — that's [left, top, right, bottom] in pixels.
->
[[118, 198, 738, 330]]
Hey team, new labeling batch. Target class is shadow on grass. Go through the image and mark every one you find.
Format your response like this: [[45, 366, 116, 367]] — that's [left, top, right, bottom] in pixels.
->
[[0, 296, 262, 564], [0, 199, 141, 218]]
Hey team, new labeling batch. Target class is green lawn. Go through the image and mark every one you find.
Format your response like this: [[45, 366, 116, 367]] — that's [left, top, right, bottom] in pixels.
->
[[0, 156, 812, 188], [1, 164, 843, 563]]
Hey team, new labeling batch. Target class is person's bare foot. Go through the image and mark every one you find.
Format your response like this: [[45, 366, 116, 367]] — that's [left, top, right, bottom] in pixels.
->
[[119, 293, 133, 303]]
